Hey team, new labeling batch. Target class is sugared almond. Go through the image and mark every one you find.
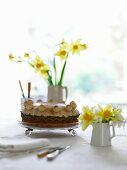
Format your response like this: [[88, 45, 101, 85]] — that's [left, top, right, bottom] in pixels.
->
[[25, 104, 33, 110], [66, 105, 72, 111], [53, 106, 60, 112], [24, 101, 28, 107], [36, 99, 43, 103], [38, 105, 45, 112], [27, 99, 34, 105], [70, 101, 77, 109]]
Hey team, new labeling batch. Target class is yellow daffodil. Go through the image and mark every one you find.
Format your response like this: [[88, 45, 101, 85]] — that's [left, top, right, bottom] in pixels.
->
[[97, 104, 113, 122], [43, 64, 50, 71], [39, 69, 48, 79], [79, 104, 124, 131], [38, 64, 50, 79], [9, 53, 14, 60], [60, 38, 69, 49], [70, 39, 88, 54], [112, 107, 124, 122], [9, 53, 22, 62], [9, 38, 88, 86], [55, 39, 69, 60], [79, 106, 95, 130], [55, 47, 68, 60], [33, 56, 45, 70]]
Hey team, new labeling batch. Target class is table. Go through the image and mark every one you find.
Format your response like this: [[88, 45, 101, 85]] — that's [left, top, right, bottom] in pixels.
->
[[0, 117, 127, 170]]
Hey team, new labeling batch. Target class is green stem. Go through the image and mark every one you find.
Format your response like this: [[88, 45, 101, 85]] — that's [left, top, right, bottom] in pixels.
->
[[47, 71, 53, 85], [58, 54, 68, 86], [53, 55, 57, 85]]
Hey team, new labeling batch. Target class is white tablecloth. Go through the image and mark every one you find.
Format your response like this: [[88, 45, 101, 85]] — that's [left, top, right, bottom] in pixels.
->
[[0, 118, 127, 170]]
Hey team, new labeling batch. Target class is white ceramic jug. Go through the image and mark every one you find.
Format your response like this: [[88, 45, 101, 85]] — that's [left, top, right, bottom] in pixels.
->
[[91, 123, 115, 147], [47, 85, 68, 102]]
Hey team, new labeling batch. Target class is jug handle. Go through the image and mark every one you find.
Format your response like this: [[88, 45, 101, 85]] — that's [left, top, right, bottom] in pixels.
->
[[110, 123, 115, 139], [63, 86, 68, 102]]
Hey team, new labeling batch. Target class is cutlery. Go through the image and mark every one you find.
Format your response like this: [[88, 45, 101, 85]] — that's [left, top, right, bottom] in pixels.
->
[[37, 146, 66, 158], [47, 145, 70, 161]]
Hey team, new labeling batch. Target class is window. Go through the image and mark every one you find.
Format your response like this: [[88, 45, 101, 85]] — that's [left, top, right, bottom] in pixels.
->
[[0, 0, 127, 117]]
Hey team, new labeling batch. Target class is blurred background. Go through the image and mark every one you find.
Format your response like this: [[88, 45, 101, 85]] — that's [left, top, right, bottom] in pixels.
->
[[0, 0, 127, 117]]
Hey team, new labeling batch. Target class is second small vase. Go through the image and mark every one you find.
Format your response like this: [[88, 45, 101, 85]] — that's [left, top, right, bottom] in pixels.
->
[[91, 123, 115, 147]]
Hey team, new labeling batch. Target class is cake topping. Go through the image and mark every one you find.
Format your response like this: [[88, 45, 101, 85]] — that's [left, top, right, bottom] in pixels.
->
[[60, 110, 66, 115], [27, 99, 34, 105], [53, 106, 61, 112], [66, 105, 72, 111], [37, 99, 43, 103], [24, 101, 28, 107], [22, 99, 79, 117], [25, 104, 33, 110], [48, 99, 53, 102], [70, 101, 77, 109], [38, 105, 45, 112]]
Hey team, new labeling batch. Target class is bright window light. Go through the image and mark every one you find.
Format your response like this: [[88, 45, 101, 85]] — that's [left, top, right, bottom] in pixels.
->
[[0, 0, 127, 117]]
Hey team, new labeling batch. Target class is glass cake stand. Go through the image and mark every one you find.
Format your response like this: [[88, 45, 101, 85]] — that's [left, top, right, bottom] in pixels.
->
[[18, 120, 79, 136]]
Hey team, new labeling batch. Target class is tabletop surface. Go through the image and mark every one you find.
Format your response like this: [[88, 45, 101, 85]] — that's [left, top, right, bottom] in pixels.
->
[[0, 117, 127, 170]]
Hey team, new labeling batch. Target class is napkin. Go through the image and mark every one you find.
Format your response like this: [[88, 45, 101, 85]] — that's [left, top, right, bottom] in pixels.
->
[[0, 135, 50, 152]]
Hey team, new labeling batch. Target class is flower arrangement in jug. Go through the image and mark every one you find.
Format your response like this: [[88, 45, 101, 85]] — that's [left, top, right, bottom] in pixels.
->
[[9, 39, 88, 86], [78, 104, 125, 130]]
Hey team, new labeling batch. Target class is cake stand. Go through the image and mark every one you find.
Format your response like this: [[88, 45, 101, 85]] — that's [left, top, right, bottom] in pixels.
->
[[18, 121, 79, 136]]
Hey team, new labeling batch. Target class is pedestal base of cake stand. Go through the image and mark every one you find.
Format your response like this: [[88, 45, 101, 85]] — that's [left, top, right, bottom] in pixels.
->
[[18, 120, 79, 136], [24, 127, 77, 136]]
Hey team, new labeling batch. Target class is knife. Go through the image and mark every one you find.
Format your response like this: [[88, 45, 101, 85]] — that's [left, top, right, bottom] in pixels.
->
[[37, 146, 68, 158], [47, 145, 70, 161]]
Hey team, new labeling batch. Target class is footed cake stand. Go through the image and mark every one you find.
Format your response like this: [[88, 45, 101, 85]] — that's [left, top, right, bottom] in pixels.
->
[[18, 121, 79, 136]]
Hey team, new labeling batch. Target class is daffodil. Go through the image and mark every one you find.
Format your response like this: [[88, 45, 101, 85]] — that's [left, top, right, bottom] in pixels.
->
[[55, 39, 69, 60], [33, 56, 45, 71], [36, 63, 49, 79], [9, 53, 14, 60], [60, 38, 69, 49], [55, 47, 68, 60], [39, 69, 48, 79], [97, 104, 113, 122], [79, 106, 95, 130], [9, 53, 22, 62], [70, 39, 88, 54], [78, 104, 125, 131], [112, 107, 124, 122], [9, 38, 88, 86]]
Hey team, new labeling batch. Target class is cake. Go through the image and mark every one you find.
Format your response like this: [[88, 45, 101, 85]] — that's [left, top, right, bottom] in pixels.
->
[[21, 99, 80, 128]]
